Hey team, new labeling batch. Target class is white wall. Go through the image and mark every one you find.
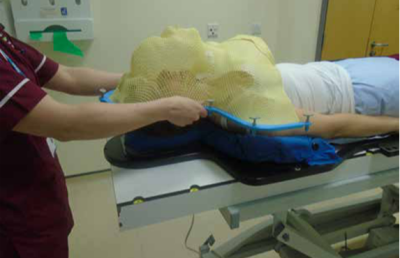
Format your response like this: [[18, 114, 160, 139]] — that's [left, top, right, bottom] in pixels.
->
[[276, 0, 323, 63], [0, 0, 15, 34]]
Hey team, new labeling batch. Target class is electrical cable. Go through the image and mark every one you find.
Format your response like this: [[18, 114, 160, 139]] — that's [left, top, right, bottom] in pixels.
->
[[185, 214, 200, 255]]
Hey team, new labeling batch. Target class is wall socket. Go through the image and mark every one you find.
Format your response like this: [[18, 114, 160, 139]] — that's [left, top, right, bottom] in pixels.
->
[[207, 23, 219, 39]]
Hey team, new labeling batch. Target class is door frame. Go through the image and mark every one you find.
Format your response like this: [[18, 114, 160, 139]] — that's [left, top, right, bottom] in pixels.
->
[[315, 0, 330, 61]]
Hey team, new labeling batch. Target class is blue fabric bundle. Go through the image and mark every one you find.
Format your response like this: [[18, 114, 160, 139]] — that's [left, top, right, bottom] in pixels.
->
[[124, 121, 341, 166]]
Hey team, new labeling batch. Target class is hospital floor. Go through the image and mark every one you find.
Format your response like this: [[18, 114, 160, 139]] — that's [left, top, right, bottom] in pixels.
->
[[66, 172, 397, 258]]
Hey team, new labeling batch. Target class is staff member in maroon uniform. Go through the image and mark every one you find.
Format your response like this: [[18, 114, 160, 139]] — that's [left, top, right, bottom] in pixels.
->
[[0, 25, 207, 258]]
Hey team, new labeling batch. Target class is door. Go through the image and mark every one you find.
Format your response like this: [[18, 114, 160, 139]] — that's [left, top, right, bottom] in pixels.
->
[[321, 0, 376, 60], [367, 0, 399, 57]]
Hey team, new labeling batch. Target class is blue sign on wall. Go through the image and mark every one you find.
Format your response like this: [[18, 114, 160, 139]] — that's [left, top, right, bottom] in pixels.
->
[[61, 7, 68, 16]]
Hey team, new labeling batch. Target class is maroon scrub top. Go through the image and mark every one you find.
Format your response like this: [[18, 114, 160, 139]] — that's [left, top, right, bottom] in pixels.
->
[[0, 27, 73, 258]]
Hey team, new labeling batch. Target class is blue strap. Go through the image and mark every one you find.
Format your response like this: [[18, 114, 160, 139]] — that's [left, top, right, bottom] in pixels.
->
[[205, 106, 310, 132], [100, 90, 311, 132], [99, 90, 114, 103], [0, 48, 26, 77]]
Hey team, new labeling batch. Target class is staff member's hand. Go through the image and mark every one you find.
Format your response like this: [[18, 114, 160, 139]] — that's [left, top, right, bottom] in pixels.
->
[[162, 96, 208, 127], [14, 94, 208, 141]]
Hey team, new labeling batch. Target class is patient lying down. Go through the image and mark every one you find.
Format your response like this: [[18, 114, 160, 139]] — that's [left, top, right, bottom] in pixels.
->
[[111, 27, 399, 139], [271, 56, 399, 139]]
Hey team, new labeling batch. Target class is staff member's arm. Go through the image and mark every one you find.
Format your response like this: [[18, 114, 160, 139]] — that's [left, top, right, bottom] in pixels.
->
[[14, 95, 207, 142], [44, 65, 123, 96]]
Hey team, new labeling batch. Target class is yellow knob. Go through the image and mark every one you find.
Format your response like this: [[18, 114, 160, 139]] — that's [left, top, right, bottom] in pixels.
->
[[134, 199, 144, 205], [190, 188, 199, 193]]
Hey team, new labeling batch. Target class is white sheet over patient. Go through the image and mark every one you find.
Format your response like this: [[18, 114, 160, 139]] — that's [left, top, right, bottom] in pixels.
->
[[277, 62, 355, 114]]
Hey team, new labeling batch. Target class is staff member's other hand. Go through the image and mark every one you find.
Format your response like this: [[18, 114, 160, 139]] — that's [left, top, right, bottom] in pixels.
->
[[162, 96, 208, 127]]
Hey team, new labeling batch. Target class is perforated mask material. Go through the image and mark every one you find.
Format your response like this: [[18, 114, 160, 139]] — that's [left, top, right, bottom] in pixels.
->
[[111, 27, 299, 125]]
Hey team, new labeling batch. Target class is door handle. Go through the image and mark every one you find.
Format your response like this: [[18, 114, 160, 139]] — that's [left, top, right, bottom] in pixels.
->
[[371, 41, 389, 48], [370, 41, 390, 56]]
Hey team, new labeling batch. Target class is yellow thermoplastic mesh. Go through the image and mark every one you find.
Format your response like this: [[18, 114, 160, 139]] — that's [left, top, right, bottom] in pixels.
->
[[111, 27, 299, 125]]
